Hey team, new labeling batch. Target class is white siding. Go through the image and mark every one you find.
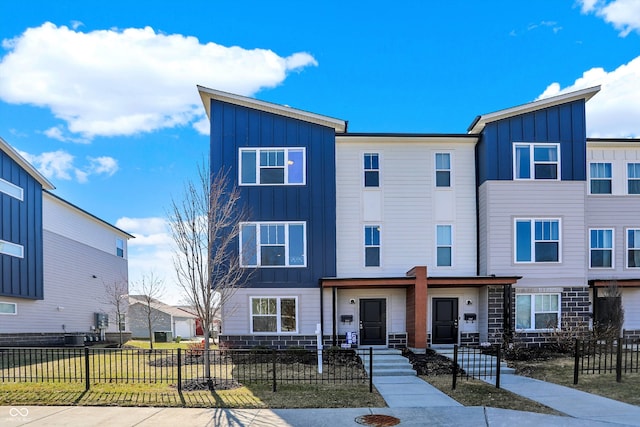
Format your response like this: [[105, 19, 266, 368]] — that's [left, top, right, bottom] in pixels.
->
[[622, 288, 640, 330], [336, 137, 477, 278]]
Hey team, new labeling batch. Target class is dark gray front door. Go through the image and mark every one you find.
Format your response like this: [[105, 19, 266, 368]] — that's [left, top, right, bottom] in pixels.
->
[[359, 299, 386, 345], [432, 298, 458, 344]]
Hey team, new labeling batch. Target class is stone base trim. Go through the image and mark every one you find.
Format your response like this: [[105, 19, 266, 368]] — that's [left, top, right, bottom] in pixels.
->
[[220, 332, 408, 350], [460, 332, 480, 346], [0, 332, 131, 347]]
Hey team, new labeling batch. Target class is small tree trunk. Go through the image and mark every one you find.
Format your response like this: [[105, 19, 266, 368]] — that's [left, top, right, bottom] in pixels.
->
[[204, 328, 212, 388]]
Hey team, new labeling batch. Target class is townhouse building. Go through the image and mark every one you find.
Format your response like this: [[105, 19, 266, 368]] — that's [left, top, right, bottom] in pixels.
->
[[198, 84, 640, 349]]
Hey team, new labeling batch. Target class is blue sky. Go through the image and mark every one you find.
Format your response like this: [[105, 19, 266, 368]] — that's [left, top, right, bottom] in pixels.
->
[[1, 1, 639, 303]]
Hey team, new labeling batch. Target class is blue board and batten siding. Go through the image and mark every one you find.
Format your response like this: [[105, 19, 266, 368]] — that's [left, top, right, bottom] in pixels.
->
[[209, 99, 337, 288], [0, 150, 44, 299], [476, 100, 587, 184]]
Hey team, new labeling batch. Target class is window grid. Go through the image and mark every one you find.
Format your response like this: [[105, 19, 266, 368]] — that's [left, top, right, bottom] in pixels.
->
[[364, 153, 380, 187], [627, 229, 640, 268], [590, 229, 614, 269], [516, 294, 560, 330], [589, 163, 612, 194], [628, 163, 640, 194], [515, 219, 560, 263], [436, 225, 452, 267], [435, 153, 451, 188], [514, 143, 560, 180], [250, 297, 297, 333], [239, 147, 305, 185], [240, 222, 306, 268], [364, 225, 381, 267]]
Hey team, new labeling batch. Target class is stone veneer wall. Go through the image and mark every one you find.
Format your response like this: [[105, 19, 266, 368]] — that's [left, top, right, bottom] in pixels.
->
[[460, 333, 480, 346], [623, 329, 640, 340], [0, 332, 131, 347], [220, 333, 408, 350], [487, 286, 506, 345]]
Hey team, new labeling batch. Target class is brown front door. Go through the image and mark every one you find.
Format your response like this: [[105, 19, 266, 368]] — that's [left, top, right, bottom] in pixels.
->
[[359, 299, 386, 345], [432, 298, 458, 344]]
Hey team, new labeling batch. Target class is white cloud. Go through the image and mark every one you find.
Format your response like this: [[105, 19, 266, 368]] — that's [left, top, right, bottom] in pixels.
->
[[537, 55, 640, 137], [0, 23, 318, 140], [578, 0, 640, 36], [18, 149, 119, 182]]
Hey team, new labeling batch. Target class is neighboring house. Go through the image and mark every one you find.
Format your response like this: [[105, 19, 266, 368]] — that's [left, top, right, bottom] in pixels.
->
[[128, 295, 197, 340], [0, 137, 133, 346], [197, 85, 640, 350]]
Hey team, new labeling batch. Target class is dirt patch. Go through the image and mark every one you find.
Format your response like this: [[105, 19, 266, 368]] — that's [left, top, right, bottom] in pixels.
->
[[177, 377, 243, 391], [402, 349, 455, 375]]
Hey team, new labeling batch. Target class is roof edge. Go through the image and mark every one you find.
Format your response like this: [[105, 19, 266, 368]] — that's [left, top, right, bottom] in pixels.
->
[[0, 137, 55, 190]]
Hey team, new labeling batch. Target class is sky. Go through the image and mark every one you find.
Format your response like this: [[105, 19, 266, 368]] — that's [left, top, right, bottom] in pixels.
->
[[1, 0, 639, 304]]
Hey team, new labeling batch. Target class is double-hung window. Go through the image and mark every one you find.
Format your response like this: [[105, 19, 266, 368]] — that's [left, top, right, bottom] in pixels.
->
[[628, 229, 640, 268], [116, 238, 124, 258], [516, 294, 560, 330], [589, 163, 612, 194], [628, 163, 640, 194], [0, 240, 24, 258], [240, 222, 306, 267], [251, 297, 297, 333], [0, 177, 23, 201], [435, 153, 451, 187], [364, 153, 380, 187], [514, 143, 560, 180], [436, 225, 452, 266], [515, 219, 560, 263], [364, 225, 380, 267], [240, 148, 305, 185], [590, 229, 613, 268]]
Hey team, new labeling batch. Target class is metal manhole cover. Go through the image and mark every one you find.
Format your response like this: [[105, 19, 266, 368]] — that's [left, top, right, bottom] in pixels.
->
[[354, 414, 401, 427]]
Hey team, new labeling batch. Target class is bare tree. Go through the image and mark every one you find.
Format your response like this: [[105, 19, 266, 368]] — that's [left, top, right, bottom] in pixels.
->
[[101, 278, 129, 347], [168, 164, 252, 385], [131, 272, 165, 349]]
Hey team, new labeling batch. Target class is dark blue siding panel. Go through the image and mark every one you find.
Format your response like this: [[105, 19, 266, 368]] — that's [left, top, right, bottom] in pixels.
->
[[209, 100, 337, 289], [0, 149, 44, 299], [476, 99, 587, 184]]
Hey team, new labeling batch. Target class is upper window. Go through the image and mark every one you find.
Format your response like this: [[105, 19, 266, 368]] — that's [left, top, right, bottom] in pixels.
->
[[0, 240, 24, 259], [435, 153, 451, 188], [514, 143, 560, 180], [627, 229, 640, 268], [589, 163, 612, 194], [116, 238, 124, 258], [590, 229, 613, 269], [515, 219, 560, 263], [436, 225, 452, 267], [239, 148, 305, 185], [0, 178, 23, 201], [628, 163, 640, 194], [251, 297, 297, 333], [364, 225, 380, 267], [240, 222, 306, 267], [516, 294, 560, 330], [364, 153, 379, 187], [0, 302, 17, 315]]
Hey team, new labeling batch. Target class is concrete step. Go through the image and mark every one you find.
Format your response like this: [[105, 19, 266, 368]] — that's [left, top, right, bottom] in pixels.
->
[[433, 348, 514, 376], [360, 349, 416, 377]]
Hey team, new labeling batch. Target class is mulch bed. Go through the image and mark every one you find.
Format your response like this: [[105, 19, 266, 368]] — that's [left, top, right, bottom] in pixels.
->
[[402, 349, 456, 375]]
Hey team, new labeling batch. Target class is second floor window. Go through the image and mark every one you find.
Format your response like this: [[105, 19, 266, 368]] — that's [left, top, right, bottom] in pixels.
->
[[364, 153, 379, 187], [0, 177, 23, 201], [590, 229, 613, 268], [515, 219, 560, 263], [240, 222, 306, 267], [364, 225, 380, 267], [628, 229, 640, 268], [590, 163, 612, 194], [435, 153, 451, 187], [0, 240, 24, 259], [116, 238, 124, 258], [240, 148, 305, 185], [514, 143, 559, 180], [628, 163, 640, 194], [436, 225, 452, 266]]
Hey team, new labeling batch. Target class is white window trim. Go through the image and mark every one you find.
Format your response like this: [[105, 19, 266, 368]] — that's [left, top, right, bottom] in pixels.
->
[[513, 142, 561, 181], [0, 240, 24, 259], [628, 162, 640, 195], [516, 293, 561, 332], [0, 178, 23, 201], [626, 228, 640, 269], [435, 224, 454, 268], [239, 221, 307, 268], [514, 218, 562, 264], [434, 152, 453, 189], [249, 296, 298, 334], [363, 152, 381, 189], [589, 228, 615, 269], [0, 302, 17, 315], [588, 162, 612, 195], [364, 224, 381, 268], [239, 147, 306, 186]]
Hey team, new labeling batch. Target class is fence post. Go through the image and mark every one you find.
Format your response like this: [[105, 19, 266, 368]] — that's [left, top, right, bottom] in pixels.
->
[[177, 348, 182, 393], [84, 347, 90, 392], [616, 338, 622, 383], [573, 338, 579, 385], [452, 345, 458, 390], [369, 347, 373, 393], [272, 349, 277, 392], [495, 345, 501, 389]]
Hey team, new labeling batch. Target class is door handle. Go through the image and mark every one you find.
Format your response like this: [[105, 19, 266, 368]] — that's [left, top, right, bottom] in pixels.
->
[[359, 321, 363, 330], [453, 320, 458, 328]]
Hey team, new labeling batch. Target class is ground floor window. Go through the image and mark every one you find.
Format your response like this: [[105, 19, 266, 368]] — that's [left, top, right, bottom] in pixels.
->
[[0, 302, 17, 314], [515, 293, 560, 330], [250, 297, 297, 333]]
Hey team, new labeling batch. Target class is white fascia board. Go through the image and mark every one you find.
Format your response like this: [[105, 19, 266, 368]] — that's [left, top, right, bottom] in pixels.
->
[[468, 86, 601, 134], [587, 138, 640, 148], [0, 136, 55, 190], [337, 134, 479, 145], [197, 85, 347, 133]]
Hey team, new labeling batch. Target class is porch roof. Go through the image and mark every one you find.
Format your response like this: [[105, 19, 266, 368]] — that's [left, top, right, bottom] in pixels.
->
[[589, 279, 640, 288], [320, 275, 520, 288]]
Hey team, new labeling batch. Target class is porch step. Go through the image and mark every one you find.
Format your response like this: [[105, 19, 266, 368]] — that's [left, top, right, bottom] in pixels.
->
[[360, 348, 416, 377], [433, 348, 515, 376]]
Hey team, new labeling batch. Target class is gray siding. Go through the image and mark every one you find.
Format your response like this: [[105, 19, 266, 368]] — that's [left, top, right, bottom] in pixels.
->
[[128, 303, 172, 339]]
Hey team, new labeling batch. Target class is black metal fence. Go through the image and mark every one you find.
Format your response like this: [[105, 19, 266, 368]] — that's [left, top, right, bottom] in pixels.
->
[[573, 337, 640, 384], [452, 345, 501, 389], [0, 347, 371, 392]]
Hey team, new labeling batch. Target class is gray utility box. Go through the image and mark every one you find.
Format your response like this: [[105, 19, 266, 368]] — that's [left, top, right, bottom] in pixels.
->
[[154, 331, 172, 342]]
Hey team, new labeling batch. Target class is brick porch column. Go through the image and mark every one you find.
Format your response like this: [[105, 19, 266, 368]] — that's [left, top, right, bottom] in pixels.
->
[[406, 266, 428, 348]]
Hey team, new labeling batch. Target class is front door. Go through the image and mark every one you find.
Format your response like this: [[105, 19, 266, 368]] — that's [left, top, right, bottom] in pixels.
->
[[432, 298, 458, 344], [359, 298, 386, 346]]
